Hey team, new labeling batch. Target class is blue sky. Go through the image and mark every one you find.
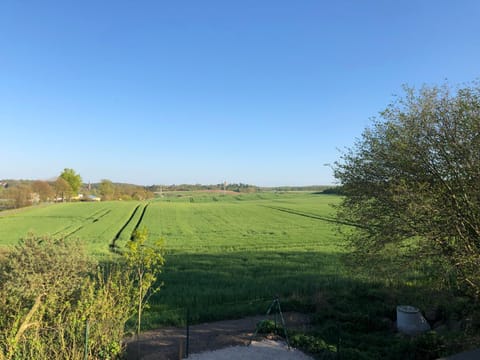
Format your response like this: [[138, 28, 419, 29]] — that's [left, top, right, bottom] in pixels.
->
[[1, 1, 479, 186]]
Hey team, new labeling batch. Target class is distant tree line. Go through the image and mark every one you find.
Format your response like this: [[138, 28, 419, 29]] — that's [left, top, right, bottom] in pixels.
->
[[320, 186, 344, 195], [261, 185, 336, 192], [146, 183, 336, 193], [0, 169, 156, 210], [147, 182, 259, 193], [1, 173, 334, 210], [95, 179, 155, 201]]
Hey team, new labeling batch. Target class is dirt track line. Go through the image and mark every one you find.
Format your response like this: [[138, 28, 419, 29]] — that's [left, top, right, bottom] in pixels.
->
[[92, 209, 111, 222], [130, 203, 150, 239], [262, 206, 365, 228], [86, 208, 107, 220], [64, 225, 84, 238], [110, 204, 142, 249]]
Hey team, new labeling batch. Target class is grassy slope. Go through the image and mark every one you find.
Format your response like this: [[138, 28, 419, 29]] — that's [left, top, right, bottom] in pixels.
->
[[137, 192, 345, 325]]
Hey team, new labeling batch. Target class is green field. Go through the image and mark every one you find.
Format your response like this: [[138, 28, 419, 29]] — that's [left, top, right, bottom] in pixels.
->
[[0, 201, 142, 257], [0, 192, 344, 323], [145, 192, 345, 325], [1, 192, 468, 358]]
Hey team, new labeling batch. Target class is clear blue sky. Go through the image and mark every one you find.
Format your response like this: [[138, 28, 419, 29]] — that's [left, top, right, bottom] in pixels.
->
[[1, 1, 479, 186]]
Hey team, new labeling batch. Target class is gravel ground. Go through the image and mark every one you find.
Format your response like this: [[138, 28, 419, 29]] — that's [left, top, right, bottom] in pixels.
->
[[188, 340, 314, 360], [125, 312, 312, 360]]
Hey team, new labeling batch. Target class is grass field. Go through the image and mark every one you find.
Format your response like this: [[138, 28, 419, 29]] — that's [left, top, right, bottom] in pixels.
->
[[143, 192, 345, 325], [0, 201, 142, 257], [0, 192, 471, 358], [0, 192, 344, 322]]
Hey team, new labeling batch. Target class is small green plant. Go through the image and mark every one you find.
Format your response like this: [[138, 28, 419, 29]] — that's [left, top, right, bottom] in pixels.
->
[[256, 320, 279, 334], [124, 227, 165, 336], [289, 333, 336, 356], [413, 331, 447, 360]]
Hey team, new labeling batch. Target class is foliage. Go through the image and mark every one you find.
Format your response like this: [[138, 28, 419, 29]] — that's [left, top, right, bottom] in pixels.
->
[[54, 177, 72, 201], [0, 232, 165, 360], [4, 183, 32, 208], [59, 168, 82, 196], [289, 333, 337, 357], [334, 83, 480, 298], [31, 180, 54, 202], [147, 182, 259, 193], [0, 235, 135, 359], [99, 179, 115, 200], [123, 227, 165, 335]]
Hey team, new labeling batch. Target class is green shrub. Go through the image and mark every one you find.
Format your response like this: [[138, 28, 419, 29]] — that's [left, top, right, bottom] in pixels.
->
[[0, 233, 164, 360], [289, 333, 336, 355], [412, 331, 447, 360], [256, 320, 278, 334]]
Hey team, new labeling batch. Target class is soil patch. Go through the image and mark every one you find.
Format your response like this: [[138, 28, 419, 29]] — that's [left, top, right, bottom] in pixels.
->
[[125, 312, 311, 360]]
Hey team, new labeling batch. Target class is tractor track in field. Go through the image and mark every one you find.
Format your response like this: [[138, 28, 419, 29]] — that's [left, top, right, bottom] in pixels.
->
[[64, 225, 84, 238], [110, 202, 151, 250], [110, 204, 142, 250], [91, 209, 111, 222], [86, 208, 108, 221], [130, 203, 150, 239], [262, 205, 365, 228], [53, 209, 112, 238], [64, 210, 114, 239], [52, 224, 76, 236]]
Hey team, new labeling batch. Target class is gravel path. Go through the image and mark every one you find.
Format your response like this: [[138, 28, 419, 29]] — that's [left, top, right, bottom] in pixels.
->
[[189, 339, 314, 360], [125, 312, 312, 360]]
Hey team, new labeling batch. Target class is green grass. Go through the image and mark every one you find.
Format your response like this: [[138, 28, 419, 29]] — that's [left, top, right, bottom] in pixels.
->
[[131, 192, 475, 358], [133, 192, 346, 325], [0, 201, 141, 257], [0, 192, 475, 358], [143, 195, 341, 253], [0, 192, 345, 320]]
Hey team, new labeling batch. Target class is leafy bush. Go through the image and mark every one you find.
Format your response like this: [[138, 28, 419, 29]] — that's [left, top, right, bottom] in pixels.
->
[[412, 331, 447, 360], [256, 320, 279, 334], [289, 333, 336, 356], [0, 233, 164, 360]]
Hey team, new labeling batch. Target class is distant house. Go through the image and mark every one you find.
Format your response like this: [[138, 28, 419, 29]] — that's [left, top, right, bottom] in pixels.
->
[[71, 194, 84, 201], [86, 194, 101, 202]]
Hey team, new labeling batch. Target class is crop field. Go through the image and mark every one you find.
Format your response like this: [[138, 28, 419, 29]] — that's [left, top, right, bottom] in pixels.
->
[[3, 191, 462, 359], [0, 192, 345, 325], [141, 192, 345, 325], [0, 201, 142, 257]]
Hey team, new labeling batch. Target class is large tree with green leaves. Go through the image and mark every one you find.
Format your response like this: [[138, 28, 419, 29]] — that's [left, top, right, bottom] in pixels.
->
[[59, 168, 82, 196], [334, 83, 480, 297]]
